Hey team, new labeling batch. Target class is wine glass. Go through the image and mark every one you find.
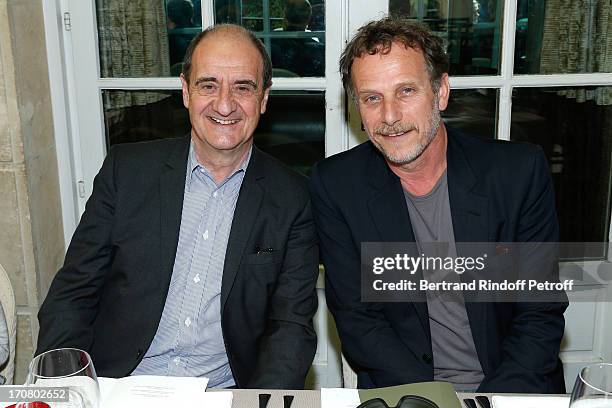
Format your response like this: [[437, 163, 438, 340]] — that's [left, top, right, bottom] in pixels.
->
[[570, 363, 612, 408], [21, 348, 100, 408]]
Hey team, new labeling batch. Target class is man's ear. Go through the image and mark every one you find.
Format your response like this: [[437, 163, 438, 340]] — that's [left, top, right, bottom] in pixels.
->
[[260, 86, 271, 114], [436, 73, 450, 111], [180, 74, 190, 109]]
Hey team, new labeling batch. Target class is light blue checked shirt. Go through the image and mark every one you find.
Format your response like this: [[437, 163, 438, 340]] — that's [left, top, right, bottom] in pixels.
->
[[132, 142, 251, 388]]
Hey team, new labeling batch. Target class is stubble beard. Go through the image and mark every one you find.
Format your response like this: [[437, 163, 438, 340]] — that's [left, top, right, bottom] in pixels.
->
[[372, 95, 442, 166]]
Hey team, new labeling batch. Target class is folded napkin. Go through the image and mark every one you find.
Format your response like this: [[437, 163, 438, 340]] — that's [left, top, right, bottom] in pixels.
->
[[492, 395, 570, 408]]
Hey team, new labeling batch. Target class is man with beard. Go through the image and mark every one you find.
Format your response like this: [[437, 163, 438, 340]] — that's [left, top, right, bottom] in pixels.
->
[[309, 18, 567, 393]]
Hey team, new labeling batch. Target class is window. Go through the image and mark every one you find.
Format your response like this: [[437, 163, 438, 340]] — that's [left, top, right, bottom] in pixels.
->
[[101, 89, 325, 176], [93, 0, 327, 178], [390, 0, 503, 75], [59, 0, 612, 257], [377, 0, 612, 254], [511, 86, 612, 255]]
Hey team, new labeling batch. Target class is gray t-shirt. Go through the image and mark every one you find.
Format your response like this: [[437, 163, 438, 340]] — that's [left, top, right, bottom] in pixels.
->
[[404, 171, 484, 392]]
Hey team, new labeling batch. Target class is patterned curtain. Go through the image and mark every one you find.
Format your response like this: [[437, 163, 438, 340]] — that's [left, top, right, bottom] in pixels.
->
[[540, 0, 612, 105], [97, 0, 171, 109]]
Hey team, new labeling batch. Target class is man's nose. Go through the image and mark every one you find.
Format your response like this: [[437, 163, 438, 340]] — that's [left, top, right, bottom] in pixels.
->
[[213, 85, 236, 116], [382, 98, 401, 125]]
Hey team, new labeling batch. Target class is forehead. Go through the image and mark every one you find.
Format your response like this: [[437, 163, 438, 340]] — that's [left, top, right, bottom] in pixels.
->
[[351, 43, 430, 89], [190, 32, 264, 82]]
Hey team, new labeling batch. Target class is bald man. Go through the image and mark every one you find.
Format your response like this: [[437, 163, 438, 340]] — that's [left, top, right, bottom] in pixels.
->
[[37, 25, 319, 389]]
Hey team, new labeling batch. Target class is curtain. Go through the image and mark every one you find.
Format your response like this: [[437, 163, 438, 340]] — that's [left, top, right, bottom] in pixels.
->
[[96, 0, 171, 109], [540, 0, 612, 105]]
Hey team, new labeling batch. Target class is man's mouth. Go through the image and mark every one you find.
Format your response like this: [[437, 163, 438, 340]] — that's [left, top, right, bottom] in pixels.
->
[[208, 116, 240, 125], [375, 125, 417, 138], [378, 128, 415, 137], [384, 131, 409, 137]]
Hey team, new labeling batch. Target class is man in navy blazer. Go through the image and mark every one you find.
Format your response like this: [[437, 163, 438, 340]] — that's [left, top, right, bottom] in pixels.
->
[[37, 25, 318, 389], [310, 18, 567, 393]]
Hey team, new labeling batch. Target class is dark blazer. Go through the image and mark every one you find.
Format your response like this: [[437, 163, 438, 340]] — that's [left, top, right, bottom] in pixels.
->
[[309, 128, 568, 393], [37, 136, 319, 389]]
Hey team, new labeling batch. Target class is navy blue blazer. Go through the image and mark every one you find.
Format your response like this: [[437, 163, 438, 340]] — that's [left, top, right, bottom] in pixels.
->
[[309, 128, 567, 393]]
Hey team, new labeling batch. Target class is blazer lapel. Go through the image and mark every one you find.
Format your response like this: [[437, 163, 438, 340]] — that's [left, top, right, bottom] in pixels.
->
[[446, 130, 490, 372], [221, 147, 265, 311], [366, 149, 430, 339], [159, 136, 190, 290], [447, 133, 489, 244]]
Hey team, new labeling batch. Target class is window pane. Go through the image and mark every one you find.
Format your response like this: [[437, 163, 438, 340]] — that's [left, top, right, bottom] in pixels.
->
[[511, 87, 612, 253], [96, 0, 202, 78], [214, 1, 264, 29], [167, 1, 201, 72], [101, 91, 188, 144], [515, 0, 612, 74], [101, 90, 325, 177], [443, 88, 498, 139], [255, 91, 325, 175], [389, 0, 503, 76], [96, 1, 325, 78], [215, 0, 326, 78]]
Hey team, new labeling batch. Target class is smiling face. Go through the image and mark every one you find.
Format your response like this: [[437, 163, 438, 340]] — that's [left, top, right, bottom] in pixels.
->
[[351, 42, 449, 166], [180, 30, 270, 161]]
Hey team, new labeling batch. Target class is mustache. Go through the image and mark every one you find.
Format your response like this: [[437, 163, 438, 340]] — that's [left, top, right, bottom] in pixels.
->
[[374, 123, 417, 135]]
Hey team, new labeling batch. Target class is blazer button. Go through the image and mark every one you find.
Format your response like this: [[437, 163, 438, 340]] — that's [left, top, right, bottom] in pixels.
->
[[422, 353, 433, 365], [136, 349, 143, 359]]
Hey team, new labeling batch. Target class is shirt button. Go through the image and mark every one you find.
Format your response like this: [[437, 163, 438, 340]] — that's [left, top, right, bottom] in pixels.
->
[[173, 357, 180, 364], [203, 230, 209, 240], [185, 317, 192, 327], [193, 274, 201, 283], [213, 191, 218, 198]]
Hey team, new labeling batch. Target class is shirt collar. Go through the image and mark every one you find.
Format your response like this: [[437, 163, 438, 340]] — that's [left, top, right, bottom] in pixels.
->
[[187, 141, 252, 189]]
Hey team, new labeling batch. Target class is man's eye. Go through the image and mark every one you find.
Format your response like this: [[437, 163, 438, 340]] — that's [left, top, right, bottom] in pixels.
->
[[235, 85, 255, 94], [364, 95, 380, 103], [401, 87, 414, 95], [196, 83, 215, 93]]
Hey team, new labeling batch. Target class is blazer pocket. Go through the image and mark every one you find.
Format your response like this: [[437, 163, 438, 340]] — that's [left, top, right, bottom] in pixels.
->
[[243, 252, 282, 265]]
